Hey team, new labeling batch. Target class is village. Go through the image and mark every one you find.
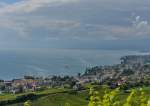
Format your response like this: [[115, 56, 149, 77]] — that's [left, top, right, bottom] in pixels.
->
[[0, 55, 150, 95], [0, 75, 128, 95]]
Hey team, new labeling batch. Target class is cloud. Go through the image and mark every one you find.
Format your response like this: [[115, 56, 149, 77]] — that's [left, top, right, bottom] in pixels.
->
[[0, 15, 80, 39], [133, 16, 148, 29], [0, 2, 7, 7], [0, 0, 150, 49], [87, 15, 150, 40], [130, 15, 150, 37], [0, 0, 81, 39], [0, 0, 78, 14]]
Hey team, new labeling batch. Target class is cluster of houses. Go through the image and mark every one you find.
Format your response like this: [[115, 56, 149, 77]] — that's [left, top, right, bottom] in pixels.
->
[[76, 73, 128, 88], [0, 75, 83, 94], [78, 55, 150, 88], [0, 76, 51, 94]]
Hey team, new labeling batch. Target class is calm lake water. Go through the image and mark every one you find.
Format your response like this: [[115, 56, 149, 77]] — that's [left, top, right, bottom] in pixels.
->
[[0, 48, 140, 80]]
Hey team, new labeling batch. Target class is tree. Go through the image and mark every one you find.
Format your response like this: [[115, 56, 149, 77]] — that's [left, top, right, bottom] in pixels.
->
[[88, 87, 101, 106], [147, 100, 150, 106], [24, 100, 32, 106]]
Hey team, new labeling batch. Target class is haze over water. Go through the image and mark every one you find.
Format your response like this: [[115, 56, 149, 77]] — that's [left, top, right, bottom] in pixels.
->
[[0, 48, 139, 80]]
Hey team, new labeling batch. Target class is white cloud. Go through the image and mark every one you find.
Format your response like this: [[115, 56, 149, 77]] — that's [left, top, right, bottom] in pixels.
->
[[0, 17, 80, 39], [133, 16, 148, 29], [0, 0, 81, 39], [0, 0, 150, 43], [0, 0, 78, 14], [95, 15, 150, 39], [81, 15, 150, 40]]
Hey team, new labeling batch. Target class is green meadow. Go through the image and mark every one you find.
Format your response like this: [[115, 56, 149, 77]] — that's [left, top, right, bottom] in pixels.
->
[[1, 86, 150, 106]]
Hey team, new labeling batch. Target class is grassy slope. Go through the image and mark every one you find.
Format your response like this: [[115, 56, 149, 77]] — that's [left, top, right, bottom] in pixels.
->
[[0, 88, 68, 101], [7, 86, 150, 106], [9, 91, 89, 106], [31, 86, 150, 106], [32, 91, 89, 106]]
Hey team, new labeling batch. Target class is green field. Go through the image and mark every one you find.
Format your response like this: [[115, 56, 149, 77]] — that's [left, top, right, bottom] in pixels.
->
[[1, 86, 150, 106], [29, 87, 150, 106], [9, 91, 88, 106], [0, 88, 68, 101], [32, 91, 88, 106]]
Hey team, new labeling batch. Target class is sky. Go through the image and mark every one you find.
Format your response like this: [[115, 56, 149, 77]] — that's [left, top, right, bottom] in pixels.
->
[[0, 0, 150, 50]]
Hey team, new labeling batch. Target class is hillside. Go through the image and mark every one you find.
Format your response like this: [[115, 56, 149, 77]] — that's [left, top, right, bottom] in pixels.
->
[[81, 55, 150, 85], [9, 86, 150, 106]]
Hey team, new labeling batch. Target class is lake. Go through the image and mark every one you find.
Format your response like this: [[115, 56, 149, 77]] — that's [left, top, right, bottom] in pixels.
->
[[0, 48, 139, 80]]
